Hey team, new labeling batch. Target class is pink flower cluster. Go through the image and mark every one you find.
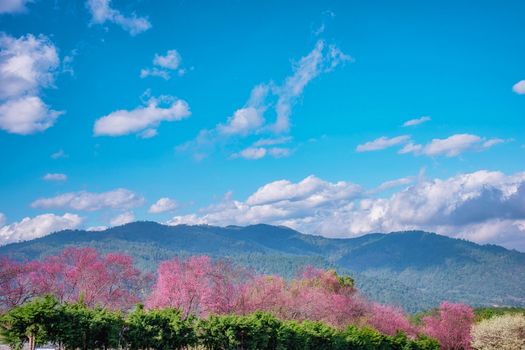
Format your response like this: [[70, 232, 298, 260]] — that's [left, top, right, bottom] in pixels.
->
[[0, 248, 151, 311]]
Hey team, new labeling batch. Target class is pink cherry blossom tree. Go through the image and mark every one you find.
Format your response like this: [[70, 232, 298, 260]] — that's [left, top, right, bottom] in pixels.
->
[[422, 301, 474, 350], [29, 247, 150, 310], [146, 256, 248, 317], [0, 257, 39, 312], [367, 303, 415, 336]]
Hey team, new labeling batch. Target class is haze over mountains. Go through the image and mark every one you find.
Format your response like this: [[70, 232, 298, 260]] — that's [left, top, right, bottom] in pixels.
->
[[1, 222, 524, 313]]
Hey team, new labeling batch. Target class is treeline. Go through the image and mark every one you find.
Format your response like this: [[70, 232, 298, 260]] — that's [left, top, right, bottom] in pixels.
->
[[0, 295, 439, 350]]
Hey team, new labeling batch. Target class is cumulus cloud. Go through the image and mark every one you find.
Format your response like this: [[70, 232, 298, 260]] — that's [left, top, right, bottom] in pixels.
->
[[0, 33, 63, 134], [149, 197, 178, 214], [512, 80, 525, 95], [401, 134, 505, 157], [0, 0, 33, 14], [43, 173, 67, 181], [168, 175, 362, 228], [402, 116, 431, 127], [0, 213, 82, 245], [31, 188, 144, 211], [166, 171, 525, 251], [86, 0, 151, 35], [110, 211, 134, 226], [424, 134, 482, 156], [218, 84, 268, 136], [356, 135, 410, 152], [93, 96, 190, 137], [140, 49, 185, 80]]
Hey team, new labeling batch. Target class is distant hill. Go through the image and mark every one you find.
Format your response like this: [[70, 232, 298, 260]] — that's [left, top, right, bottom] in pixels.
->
[[1, 221, 524, 313]]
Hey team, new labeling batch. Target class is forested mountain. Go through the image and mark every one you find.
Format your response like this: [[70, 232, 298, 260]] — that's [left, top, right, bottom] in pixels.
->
[[1, 222, 524, 312]]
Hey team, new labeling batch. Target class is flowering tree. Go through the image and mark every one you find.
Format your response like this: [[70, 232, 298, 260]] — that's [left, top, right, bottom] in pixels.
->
[[422, 301, 474, 350], [0, 257, 39, 312], [146, 256, 248, 317], [367, 303, 415, 336], [238, 266, 368, 328], [29, 247, 150, 310], [471, 313, 525, 350]]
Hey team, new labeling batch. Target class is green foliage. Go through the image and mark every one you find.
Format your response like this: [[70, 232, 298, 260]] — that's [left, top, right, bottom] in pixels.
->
[[57, 302, 124, 350], [0, 295, 61, 350], [198, 312, 282, 350], [473, 306, 525, 322], [124, 304, 196, 350], [1, 299, 440, 350], [197, 312, 438, 350]]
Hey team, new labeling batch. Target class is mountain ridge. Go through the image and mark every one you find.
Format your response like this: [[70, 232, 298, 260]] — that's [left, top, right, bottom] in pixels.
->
[[1, 221, 524, 312]]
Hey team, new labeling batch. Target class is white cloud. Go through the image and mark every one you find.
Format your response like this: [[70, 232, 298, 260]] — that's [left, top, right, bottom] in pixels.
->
[[0, 33, 63, 134], [356, 135, 410, 152], [51, 149, 67, 159], [87, 225, 107, 231], [399, 134, 506, 157], [398, 142, 423, 155], [0, 213, 5, 227], [167, 214, 207, 226], [86, 0, 151, 35], [218, 84, 268, 136], [166, 171, 525, 251], [252, 136, 292, 147], [267, 147, 291, 158], [232, 147, 267, 160], [482, 138, 505, 149], [512, 80, 525, 95], [232, 146, 292, 160], [218, 107, 265, 136], [93, 96, 190, 136], [0, 96, 62, 134], [181, 40, 351, 158], [272, 40, 352, 133], [0, 213, 82, 245], [140, 68, 170, 80], [110, 211, 134, 226], [149, 197, 178, 214], [31, 188, 145, 211], [0, 0, 32, 14], [402, 116, 431, 127], [370, 177, 415, 194], [153, 50, 180, 70], [247, 175, 361, 206], [139, 128, 158, 139], [43, 173, 67, 181], [424, 134, 481, 156], [140, 49, 184, 80]]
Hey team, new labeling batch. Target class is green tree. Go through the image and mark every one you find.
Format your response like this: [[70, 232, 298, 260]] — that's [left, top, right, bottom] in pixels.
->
[[0, 295, 61, 350], [124, 304, 196, 350]]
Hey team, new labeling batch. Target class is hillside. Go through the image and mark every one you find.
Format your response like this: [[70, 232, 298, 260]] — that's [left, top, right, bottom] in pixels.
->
[[1, 222, 524, 312]]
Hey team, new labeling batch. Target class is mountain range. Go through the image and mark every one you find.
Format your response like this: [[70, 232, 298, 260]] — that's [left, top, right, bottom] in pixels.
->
[[1, 222, 524, 313]]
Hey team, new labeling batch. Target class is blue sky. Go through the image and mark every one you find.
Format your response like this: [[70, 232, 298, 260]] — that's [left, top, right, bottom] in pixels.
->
[[1, 0, 524, 250]]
